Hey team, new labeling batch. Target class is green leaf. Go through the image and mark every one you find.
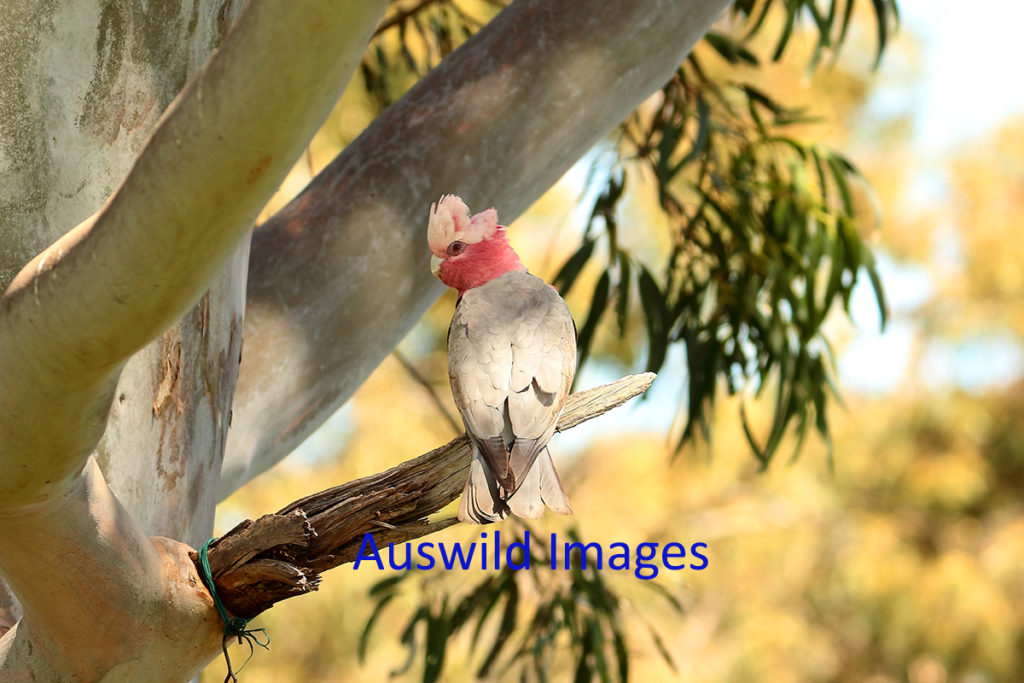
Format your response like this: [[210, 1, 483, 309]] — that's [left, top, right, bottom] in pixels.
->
[[808, 0, 833, 61], [805, 259, 820, 330], [573, 645, 593, 683], [673, 96, 712, 174], [637, 266, 669, 373], [826, 154, 855, 215], [470, 574, 513, 652], [587, 618, 612, 683], [423, 609, 448, 683], [739, 401, 768, 466], [449, 575, 501, 632], [822, 224, 847, 315], [644, 619, 678, 672], [870, 0, 889, 68], [656, 122, 683, 182], [704, 31, 759, 66], [576, 270, 611, 371], [358, 592, 397, 663], [742, 84, 784, 116], [814, 365, 836, 471], [865, 256, 889, 329], [392, 605, 429, 677], [743, 0, 774, 39], [368, 574, 406, 597], [809, 145, 830, 205], [614, 252, 632, 337], [763, 349, 797, 466], [678, 325, 720, 450], [771, 0, 799, 61], [593, 170, 626, 218], [838, 0, 857, 48], [476, 580, 519, 678], [553, 237, 597, 297], [611, 623, 629, 682], [641, 580, 687, 614]]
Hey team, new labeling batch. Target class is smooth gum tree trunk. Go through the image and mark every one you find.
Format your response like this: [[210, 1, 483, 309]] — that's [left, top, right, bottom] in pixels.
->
[[0, 1, 387, 677], [0, 0, 246, 632]]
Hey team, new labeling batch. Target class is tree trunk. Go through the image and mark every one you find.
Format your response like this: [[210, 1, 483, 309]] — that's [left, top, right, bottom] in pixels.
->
[[0, 0, 247, 633], [0, 0, 387, 677]]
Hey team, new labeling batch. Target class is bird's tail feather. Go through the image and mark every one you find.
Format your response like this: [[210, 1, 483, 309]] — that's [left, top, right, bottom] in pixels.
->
[[506, 447, 572, 518], [537, 447, 572, 515], [458, 446, 509, 524], [506, 456, 544, 518]]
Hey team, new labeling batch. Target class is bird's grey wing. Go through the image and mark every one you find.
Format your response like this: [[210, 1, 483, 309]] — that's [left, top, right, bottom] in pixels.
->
[[447, 298, 516, 492], [449, 272, 576, 513], [504, 278, 576, 489]]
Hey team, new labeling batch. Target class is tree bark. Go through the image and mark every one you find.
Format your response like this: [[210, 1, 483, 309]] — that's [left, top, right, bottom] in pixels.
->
[[0, 460, 225, 682], [0, 1, 387, 678], [0, 0, 247, 637], [0, 0, 242, 290]]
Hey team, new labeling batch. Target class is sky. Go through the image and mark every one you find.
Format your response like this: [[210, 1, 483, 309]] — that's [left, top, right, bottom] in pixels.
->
[[838, 0, 1024, 394], [898, 0, 1024, 149]]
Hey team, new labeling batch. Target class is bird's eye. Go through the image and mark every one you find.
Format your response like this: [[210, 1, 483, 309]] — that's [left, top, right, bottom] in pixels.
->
[[447, 240, 466, 257]]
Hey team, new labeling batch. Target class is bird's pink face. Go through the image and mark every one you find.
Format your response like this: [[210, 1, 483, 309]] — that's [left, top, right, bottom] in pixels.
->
[[431, 235, 523, 296], [428, 195, 525, 296]]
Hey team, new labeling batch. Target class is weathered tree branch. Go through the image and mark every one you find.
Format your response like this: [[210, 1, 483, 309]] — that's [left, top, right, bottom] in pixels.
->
[[200, 373, 655, 618]]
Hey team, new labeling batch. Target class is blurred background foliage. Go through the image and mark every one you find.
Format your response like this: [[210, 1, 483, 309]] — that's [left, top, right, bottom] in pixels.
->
[[204, 0, 1024, 680]]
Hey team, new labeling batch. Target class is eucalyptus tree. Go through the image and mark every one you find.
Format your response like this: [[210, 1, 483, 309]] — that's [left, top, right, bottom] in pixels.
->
[[0, 0, 893, 679]]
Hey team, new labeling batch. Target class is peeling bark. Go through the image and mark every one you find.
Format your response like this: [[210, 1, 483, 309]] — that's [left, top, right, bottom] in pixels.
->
[[95, 240, 249, 547]]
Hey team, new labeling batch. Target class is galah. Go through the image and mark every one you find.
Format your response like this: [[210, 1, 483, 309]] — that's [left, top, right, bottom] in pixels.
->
[[427, 195, 576, 524]]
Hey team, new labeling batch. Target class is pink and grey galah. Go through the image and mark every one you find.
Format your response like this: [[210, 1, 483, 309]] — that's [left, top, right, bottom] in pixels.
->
[[427, 195, 576, 524]]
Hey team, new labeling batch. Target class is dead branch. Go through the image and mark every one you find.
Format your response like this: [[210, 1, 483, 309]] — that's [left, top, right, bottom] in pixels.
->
[[194, 372, 654, 618]]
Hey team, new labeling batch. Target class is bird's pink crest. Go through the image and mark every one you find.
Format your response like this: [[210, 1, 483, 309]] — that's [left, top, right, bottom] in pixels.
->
[[427, 194, 498, 255]]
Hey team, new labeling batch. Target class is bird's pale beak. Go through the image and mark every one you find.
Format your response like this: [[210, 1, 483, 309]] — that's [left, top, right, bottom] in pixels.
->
[[430, 254, 443, 276]]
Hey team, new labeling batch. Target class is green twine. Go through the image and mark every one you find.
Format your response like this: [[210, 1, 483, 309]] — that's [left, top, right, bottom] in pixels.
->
[[199, 537, 270, 682]]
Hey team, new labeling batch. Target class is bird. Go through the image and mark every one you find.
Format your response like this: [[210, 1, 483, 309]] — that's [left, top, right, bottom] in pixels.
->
[[427, 194, 576, 524]]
